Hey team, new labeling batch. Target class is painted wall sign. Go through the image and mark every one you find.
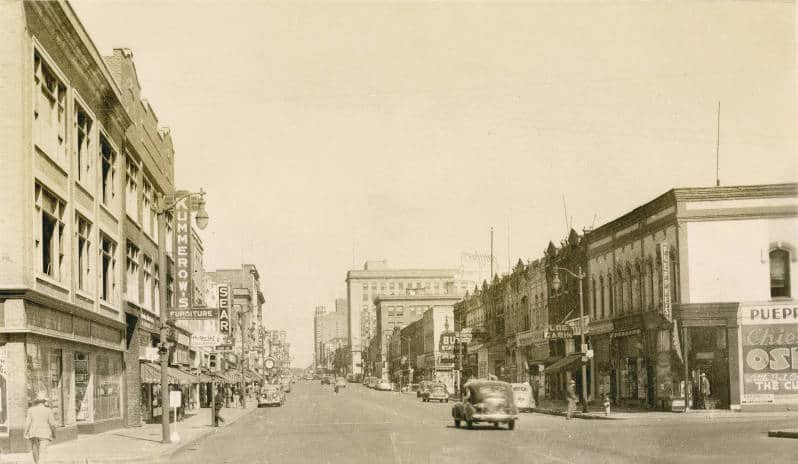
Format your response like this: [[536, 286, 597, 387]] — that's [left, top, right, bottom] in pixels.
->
[[740, 304, 798, 404], [659, 243, 672, 322]]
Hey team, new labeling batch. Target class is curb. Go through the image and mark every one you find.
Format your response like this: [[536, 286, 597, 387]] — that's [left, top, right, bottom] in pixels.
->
[[159, 406, 259, 462], [768, 430, 798, 439], [531, 407, 626, 420]]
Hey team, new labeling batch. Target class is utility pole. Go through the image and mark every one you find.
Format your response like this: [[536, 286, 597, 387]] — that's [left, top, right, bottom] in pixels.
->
[[490, 227, 494, 279], [715, 101, 721, 187]]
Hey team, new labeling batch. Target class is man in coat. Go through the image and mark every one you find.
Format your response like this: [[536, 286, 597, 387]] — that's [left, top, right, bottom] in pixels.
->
[[565, 378, 578, 420], [24, 392, 57, 464], [700, 373, 711, 409]]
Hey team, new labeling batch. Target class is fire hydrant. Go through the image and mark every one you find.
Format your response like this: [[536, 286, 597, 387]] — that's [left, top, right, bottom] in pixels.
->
[[602, 394, 611, 416]]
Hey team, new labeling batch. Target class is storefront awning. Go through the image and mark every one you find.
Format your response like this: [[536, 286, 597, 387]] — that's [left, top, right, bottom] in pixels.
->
[[173, 368, 200, 384], [544, 354, 583, 373], [140, 362, 197, 384]]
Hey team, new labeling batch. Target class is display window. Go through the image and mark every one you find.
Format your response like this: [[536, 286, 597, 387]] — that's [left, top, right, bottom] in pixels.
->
[[75, 352, 90, 421], [94, 353, 122, 420], [26, 342, 64, 426]]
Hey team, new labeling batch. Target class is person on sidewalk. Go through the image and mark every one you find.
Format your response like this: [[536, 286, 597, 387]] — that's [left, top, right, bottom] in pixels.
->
[[214, 389, 225, 426], [700, 373, 711, 409], [24, 392, 57, 464], [565, 379, 578, 420]]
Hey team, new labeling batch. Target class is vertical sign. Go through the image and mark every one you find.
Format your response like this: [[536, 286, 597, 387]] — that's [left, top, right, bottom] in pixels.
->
[[218, 285, 231, 336], [659, 243, 672, 322], [173, 197, 193, 316]]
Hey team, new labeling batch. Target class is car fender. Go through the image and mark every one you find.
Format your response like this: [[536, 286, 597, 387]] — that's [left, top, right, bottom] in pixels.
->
[[451, 403, 463, 419]]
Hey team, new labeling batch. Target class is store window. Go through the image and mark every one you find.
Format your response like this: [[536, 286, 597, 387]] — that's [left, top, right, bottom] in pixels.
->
[[94, 353, 122, 420], [770, 249, 791, 298], [74, 352, 90, 421], [26, 343, 64, 426]]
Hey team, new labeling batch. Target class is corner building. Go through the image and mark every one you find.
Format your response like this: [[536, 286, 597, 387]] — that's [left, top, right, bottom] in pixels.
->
[[0, 0, 131, 451], [586, 183, 798, 411]]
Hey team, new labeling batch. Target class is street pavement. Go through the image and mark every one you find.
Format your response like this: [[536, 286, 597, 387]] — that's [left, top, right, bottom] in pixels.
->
[[170, 381, 798, 464]]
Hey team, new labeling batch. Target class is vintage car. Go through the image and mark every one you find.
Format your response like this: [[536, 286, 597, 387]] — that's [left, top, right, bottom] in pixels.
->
[[451, 380, 518, 430], [375, 379, 394, 391], [511, 382, 535, 411], [321, 375, 333, 385], [281, 379, 292, 393], [365, 377, 379, 389], [334, 377, 347, 389], [417, 381, 435, 398], [258, 384, 284, 407], [421, 382, 449, 402]]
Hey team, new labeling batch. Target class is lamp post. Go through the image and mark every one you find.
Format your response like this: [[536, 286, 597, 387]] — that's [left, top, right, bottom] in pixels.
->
[[551, 265, 588, 413], [154, 189, 209, 444]]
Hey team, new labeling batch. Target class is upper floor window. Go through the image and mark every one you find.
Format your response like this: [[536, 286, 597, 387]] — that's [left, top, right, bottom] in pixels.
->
[[142, 255, 153, 310], [75, 104, 93, 184], [33, 51, 66, 167], [100, 234, 117, 304], [76, 214, 92, 293], [125, 159, 139, 220], [126, 242, 140, 304], [35, 184, 66, 281], [154, 264, 161, 315], [770, 249, 791, 298], [142, 178, 155, 238], [100, 137, 117, 208]]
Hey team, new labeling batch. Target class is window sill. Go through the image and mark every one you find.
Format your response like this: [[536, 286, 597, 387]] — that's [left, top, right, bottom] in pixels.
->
[[74, 180, 95, 200], [769, 296, 793, 302], [34, 143, 69, 177], [99, 202, 120, 223], [126, 213, 141, 230], [35, 273, 70, 293], [99, 300, 121, 315], [75, 289, 94, 303]]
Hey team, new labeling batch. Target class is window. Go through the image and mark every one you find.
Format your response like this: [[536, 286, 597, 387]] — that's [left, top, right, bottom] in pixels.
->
[[770, 249, 791, 298], [100, 234, 117, 303], [362, 293, 368, 302], [647, 261, 654, 310], [35, 184, 66, 281], [142, 255, 152, 310], [591, 277, 597, 319], [33, 51, 66, 166], [101, 137, 117, 207], [94, 354, 122, 420], [165, 213, 173, 256], [362, 283, 368, 291], [142, 178, 154, 238], [76, 214, 92, 293], [125, 242, 140, 303], [154, 264, 161, 315], [75, 104, 92, 183], [125, 159, 139, 220], [608, 275, 614, 316], [166, 273, 174, 308], [599, 276, 605, 319]]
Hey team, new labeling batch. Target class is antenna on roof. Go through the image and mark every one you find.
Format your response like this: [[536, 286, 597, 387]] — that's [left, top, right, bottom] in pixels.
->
[[715, 100, 720, 187], [562, 195, 569, 232]]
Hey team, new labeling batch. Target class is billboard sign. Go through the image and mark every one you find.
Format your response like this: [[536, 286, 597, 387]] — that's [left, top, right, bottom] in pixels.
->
[[740, 303, 798, 404]]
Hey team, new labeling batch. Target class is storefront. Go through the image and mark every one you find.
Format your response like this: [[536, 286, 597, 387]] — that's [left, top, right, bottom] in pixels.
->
[[0, 300, 126, 452]]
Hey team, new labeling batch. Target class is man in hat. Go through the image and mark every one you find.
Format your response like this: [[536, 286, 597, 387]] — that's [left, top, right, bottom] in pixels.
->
[[565, 378, 578, 420], [699, 373, 711, 409], [24, 392, 57, 464]]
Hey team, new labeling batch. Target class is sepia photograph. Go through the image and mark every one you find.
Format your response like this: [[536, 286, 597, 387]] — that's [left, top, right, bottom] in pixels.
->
[[0, 0, 796, 463]]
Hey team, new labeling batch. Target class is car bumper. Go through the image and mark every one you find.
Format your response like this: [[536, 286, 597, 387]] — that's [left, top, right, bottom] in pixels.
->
[[471, 413, 518, 422], [259, 400, 282, 406], [428, 395, 448, 400]]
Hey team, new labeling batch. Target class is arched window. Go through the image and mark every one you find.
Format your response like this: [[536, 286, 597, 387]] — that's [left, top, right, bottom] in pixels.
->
[[770, 249, 791, 298], [591, 277, 597, 319], [599, 275, 605, 319], [608, 275, 614, 316]]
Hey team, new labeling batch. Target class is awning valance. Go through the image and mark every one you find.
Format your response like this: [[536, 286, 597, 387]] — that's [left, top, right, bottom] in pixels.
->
[[140, 362, 197, 384], [544, 354, 583, 374]]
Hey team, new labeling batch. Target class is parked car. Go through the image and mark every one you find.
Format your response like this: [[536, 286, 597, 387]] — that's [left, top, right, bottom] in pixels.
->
[[422, 382, 449, 403], [258, 384, 284, 407], [511, 382, 535, 412], [417, 380, 434, 398], [335, 377, 347, 389], [321, 375, 333, 385], [375, 379, 394, 391], [451, 380, 518, 430], [365, 377, 378, 388]]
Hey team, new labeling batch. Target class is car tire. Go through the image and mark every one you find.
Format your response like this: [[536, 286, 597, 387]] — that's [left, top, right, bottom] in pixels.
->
[[508, 420, 516, 430], [493, 422, 499, 428], [454, 420, 460, 428], [466, 420, 473, 429], [445, 399, 449, 403]]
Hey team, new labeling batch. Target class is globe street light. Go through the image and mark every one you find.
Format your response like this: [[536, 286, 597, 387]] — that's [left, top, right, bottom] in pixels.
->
[[155, 189, 209, 443], [551, 265, 588, 413]]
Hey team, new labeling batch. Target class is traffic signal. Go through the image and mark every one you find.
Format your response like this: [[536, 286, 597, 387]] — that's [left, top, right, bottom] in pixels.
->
[[209, 354, 217, 371]]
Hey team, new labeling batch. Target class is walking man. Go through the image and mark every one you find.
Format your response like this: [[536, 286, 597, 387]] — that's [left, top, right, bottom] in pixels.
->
[[214, 387, 225, 426], [565, 378, 578, 420], [24, 392, 57, 464], [700, 373, 711, 409]]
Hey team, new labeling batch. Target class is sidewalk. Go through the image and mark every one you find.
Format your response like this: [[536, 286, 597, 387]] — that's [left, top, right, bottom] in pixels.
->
[[531, 398, 798, 421], [0, 404, 257, 464]]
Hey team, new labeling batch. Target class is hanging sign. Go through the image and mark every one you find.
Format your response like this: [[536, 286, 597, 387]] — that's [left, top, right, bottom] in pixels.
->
[[659, 243, 672, 322], [218, 285, 231, 336], [169, 196, 207, 319]]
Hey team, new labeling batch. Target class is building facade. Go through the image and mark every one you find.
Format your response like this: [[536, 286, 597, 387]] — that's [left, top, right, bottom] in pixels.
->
[[345, 261, 461, 375], [0, 0, 133, 450]]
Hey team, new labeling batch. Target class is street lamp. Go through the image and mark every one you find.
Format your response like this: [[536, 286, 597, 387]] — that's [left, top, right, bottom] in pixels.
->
[[154, 189, 208, 444], [551, 265, 589, 413]]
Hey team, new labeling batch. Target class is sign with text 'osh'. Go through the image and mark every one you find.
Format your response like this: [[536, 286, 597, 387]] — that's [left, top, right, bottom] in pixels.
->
[[740, 303, 798, 404]]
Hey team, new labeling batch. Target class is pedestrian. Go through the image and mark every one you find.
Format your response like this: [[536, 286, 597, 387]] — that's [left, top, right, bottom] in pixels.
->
[[700, 373, 711, 409], [214, 387, 225, 426], [24, 392, 57, 464], [565, 378, 578, 420]]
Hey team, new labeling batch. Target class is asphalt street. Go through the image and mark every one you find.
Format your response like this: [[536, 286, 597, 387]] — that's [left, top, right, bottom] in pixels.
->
[[170, 381, 797, 464]]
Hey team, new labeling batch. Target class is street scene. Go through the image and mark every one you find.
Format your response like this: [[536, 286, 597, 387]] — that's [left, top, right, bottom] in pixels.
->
[[0, 1, 796, 463]]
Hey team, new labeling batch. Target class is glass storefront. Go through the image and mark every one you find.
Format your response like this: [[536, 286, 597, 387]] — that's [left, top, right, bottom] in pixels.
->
[[94, 353, 122, 421], [74, 352, 90, 421], [25, 342, 64, 426]]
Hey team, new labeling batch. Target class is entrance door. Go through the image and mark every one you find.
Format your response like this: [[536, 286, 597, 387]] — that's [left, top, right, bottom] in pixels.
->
[[74, 352, 90, 421]]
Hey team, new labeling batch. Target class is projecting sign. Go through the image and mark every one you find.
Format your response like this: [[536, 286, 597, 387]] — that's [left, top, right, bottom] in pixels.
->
[[171, 196, 194, 318], [659, 243, 672, 322], [191, 332, 224, 348], [218, 286, 231, 336]]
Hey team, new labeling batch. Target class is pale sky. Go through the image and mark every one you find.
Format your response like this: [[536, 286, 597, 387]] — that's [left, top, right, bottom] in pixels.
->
[[71, 0, 796, 368]]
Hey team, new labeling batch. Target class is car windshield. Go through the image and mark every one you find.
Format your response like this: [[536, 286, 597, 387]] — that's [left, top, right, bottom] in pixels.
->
[[469, 384, 511, 402], [431, 385, 446, 393]]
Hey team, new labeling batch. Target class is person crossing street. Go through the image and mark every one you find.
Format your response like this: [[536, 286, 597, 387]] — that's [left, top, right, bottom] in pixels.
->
[[565, 379, 578, 420]]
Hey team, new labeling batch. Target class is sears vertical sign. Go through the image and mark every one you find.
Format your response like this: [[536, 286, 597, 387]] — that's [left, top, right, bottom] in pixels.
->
[[218, 285, 231, 336], [172, 196, 193, 317]]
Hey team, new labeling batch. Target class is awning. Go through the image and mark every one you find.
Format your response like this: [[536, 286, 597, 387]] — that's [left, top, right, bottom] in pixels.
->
[[140, 362, 194, 384], [173, 368, 199, 384], [544, 354, 583, 374]]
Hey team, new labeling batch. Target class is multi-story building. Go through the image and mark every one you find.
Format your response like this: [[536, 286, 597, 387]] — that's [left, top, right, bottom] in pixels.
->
[[0, 1, 134, 450], [418, 306, 457, 391], [585, 183, 798, 412], [370, 294, 461, 378], [104, 47, 179, 427], [345, 260, 463, 375], [314, 299, 347, 369], [313, 306, 326, 368]]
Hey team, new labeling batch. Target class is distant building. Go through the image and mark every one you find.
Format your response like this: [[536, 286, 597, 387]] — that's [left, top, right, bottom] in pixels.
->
[[346, 261, 469, 375]]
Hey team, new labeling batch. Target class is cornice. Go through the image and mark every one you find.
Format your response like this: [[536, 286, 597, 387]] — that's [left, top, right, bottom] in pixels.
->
[[0, 287, 126, 330]]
